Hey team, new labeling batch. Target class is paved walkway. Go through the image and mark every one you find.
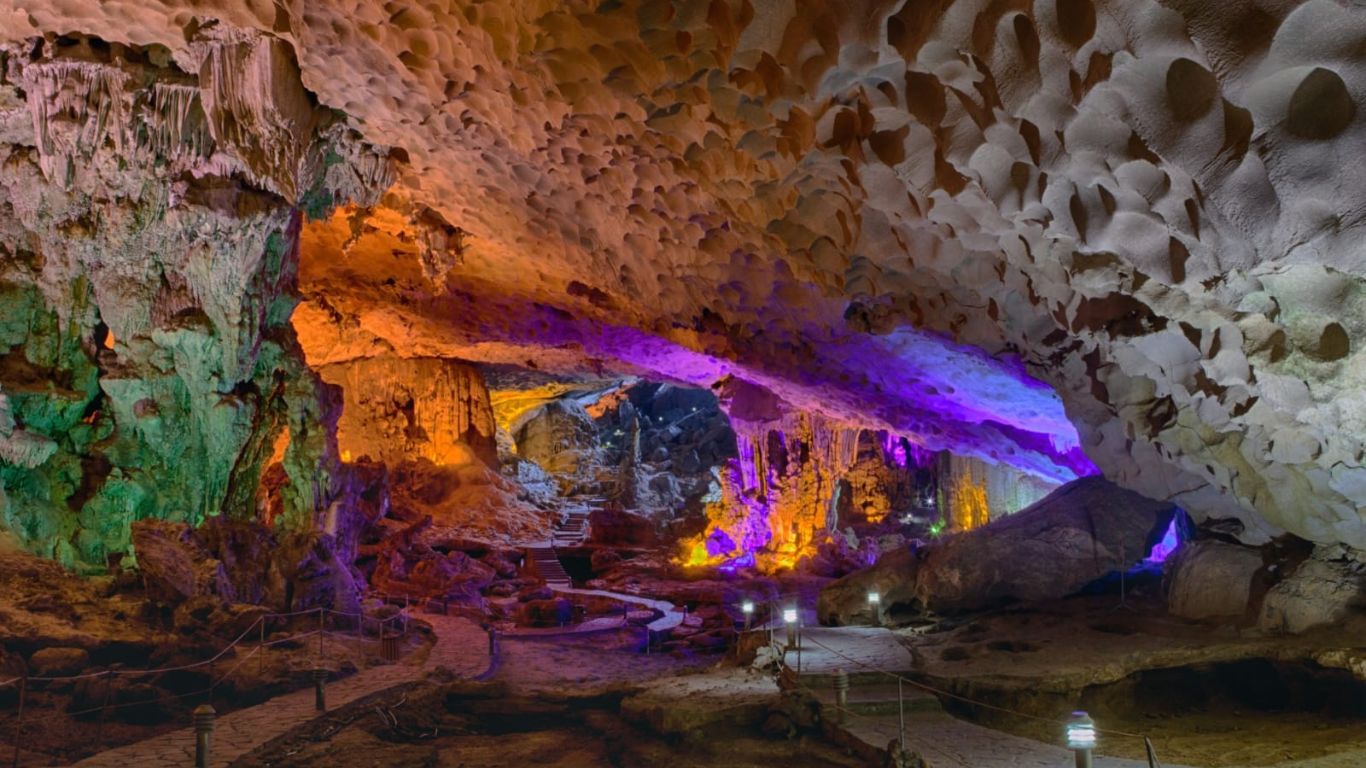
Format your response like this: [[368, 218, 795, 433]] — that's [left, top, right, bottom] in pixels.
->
[[790, 626, 1196, 768], [69, 614, 488, 768]]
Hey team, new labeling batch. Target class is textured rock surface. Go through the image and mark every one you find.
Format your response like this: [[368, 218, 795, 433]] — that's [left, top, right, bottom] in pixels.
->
[[133, 518, 364, 613], [320, 355, 498, 469], [0, 32, 391, 566], [820, 476, 1179, 617], [1258, 547, 1365, 633], [3, 2, 1366, 552], [817, 546, 918, 626], [915, 477, 1178, 612], [1166, 540, 1265, 622]]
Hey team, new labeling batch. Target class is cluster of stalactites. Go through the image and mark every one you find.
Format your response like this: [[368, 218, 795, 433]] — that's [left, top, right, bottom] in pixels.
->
[[15, 35, 394, 205], [687, 411, 865, 572]]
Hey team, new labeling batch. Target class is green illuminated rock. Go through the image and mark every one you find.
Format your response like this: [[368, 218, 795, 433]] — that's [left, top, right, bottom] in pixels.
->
[[0, 33, 392, 571]]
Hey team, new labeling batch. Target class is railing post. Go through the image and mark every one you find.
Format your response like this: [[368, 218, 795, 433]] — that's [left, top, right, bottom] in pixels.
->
[[833, 668, 849, 724], [94, 669, 114, 749], [313, 667, 327, 712], [193, 704, 215, 768], [897, 678, 906, 753], [10, 673, 27, 768], [316, 607, 324, 663], [259, 619, 266, 676]]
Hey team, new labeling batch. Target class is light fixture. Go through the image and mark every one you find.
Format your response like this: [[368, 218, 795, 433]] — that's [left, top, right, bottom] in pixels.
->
[[867, 591, 881, 605], [741, 600, 754, 615], [782, 605, 798, 650], [1067, 711, 1097, 765]]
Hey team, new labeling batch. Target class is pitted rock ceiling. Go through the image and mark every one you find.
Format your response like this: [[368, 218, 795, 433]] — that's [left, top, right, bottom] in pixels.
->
[[3, 0, 1366, 549]]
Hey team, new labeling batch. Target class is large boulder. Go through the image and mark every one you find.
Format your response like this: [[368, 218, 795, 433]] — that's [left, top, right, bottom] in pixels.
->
[[913, 477, 1178, 613], [131, 520, 234, 603], [817, 546, 918, 626], [1258, 547, 1365, 633], [131, 519, 362, 613], [1166, 540, 1264, 622], [819, 477, 1179, 620], [588, 506, 659, 546], [372, 542, 495, 611], [514, 400, 598, 477]]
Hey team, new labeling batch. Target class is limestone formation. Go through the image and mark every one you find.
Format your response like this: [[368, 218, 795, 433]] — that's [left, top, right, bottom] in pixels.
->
[[820, 476, 1180, 618], [1166, 540, 1265, 622], [1, 2, 1365, 577], [0, 32, 392, 567], [320, 355, 499, 469]]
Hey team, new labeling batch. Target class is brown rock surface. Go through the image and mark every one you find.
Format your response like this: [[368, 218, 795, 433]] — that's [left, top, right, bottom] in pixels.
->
[[1166, 540, 1264, 622]]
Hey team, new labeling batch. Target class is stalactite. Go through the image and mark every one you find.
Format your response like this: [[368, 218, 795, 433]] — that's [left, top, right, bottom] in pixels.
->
[[197, 36, 314, 200], [23, 59, 130, 185], [319, 356, 498, 469], [140, 82, 214, 161], [689, 409, 863, 571]]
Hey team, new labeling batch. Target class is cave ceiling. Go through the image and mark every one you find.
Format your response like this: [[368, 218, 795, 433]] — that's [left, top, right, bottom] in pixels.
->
[[3, 0, 1366, 548]]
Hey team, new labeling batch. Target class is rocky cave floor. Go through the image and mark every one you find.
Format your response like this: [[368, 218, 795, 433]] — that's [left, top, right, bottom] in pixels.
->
[[3, 539, 1366, 767], [896, 587, 1366, 767], [230, 584, 1366, 768], [0, 548, 431, 766]]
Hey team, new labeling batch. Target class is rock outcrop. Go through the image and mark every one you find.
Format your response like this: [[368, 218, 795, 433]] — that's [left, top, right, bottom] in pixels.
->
[[1166, 540, 1265, 622], [319, 355, 498, 469], [132, 518, 363, 613], [0, 32, 391, 567], [1258, 546, 1365, 634], [820, 476, 1179, 620]]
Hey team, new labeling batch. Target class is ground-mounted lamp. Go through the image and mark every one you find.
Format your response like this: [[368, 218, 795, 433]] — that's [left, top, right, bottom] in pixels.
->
[[1066, 710, 1096, 768], [866, 590, 881, 625], [741, 599, 754, 630], [783, 606, 798, 649]]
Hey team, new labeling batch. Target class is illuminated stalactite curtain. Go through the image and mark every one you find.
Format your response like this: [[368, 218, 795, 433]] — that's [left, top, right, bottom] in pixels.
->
[[687, 411, 861, 571], [943, 454, 1057, 531]]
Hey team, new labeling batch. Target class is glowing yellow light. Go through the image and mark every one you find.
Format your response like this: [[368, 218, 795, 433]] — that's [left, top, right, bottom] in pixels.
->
[[341, 450, 353, 463], [950, 466, 990, 531]]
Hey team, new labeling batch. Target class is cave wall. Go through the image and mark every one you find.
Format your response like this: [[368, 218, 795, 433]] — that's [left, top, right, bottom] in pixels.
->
[[0, 33, 390, 568], [3, 2, 1366, 551], [318, 355, 498, 470]]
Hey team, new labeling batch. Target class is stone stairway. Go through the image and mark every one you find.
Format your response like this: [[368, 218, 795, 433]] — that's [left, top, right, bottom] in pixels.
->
[[527, 545, 572, 588], [526, 498, 599, 589], [552, 505, 592, 546]]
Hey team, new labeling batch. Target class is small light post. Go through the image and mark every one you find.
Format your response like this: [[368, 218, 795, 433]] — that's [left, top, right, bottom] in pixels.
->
[[313, 668, 328, 712], [1067, 711, 1096, 768], [193, 704, 215, 768], [783, 606, 798, 650], [866, 590, 881, 624], [832, 668, 849, 724], [741, 600, 754, 631]]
